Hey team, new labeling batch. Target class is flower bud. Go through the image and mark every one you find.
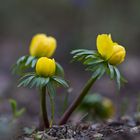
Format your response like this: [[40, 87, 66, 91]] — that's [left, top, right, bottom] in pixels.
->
[[30, 34, 57, 58], [36, 57, 56, 77], [102, 98, 115, 118], [108, 45, 126, 65]]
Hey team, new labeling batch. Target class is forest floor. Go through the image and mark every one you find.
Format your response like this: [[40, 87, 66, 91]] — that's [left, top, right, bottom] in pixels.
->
[[18, 116, 140, 140]]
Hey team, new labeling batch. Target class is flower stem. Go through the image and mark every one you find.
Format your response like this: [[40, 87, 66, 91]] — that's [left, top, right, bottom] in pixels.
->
[[48, 91, 55, 127], [59, 76, 98, 125], [40, 86, 49, 128]]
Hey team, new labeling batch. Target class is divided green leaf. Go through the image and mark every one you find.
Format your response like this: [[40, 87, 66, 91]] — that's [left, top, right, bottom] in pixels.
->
[[55, 62, 64, 77], [92, 66, 105, 79], [71, 49, 98, 62], [52, 76, 69, 88], [25, 56, 35, 66], [47, 81, 56, 97], [18, 73, 69, 90], [108, 64, 115, 79], [114, 67, 121, 89], [12, 55, 38, 75]]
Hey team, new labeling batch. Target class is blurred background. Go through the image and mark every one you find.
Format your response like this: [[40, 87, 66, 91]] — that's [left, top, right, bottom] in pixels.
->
[[0, 0, 140, 132]]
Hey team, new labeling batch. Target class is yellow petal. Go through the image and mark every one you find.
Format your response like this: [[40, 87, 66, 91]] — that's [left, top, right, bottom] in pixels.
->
[[108, 45, 126, 65], [49, 59, 56, 76], [30, 34, 47, 57], [97, 34, 114, 59], [46, 37, 57, 57]]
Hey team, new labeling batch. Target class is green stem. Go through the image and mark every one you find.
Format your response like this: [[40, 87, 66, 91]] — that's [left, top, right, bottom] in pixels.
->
[[48, 91, 55, 127], [40, 86, 49, 128], [59, 76, 97, 125]]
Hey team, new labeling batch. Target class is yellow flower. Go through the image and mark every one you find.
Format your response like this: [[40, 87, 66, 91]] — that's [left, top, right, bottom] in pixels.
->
[[36, 57, 56, 77], [97, 34, 126, 65], [30, 34, 57, 58], [102, 98, 115, 118]]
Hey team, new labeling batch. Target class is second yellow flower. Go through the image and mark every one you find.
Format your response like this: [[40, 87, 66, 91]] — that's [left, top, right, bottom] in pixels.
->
[[96, 34, 126, 65], [30, 34, 57, 58]]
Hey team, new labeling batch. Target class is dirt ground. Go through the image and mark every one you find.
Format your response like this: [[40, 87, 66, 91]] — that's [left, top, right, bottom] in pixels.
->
[[18, 116, 140, 140]]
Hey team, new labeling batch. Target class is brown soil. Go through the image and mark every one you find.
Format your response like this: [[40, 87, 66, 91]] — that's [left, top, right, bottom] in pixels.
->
[[18, 116, 140, 140]]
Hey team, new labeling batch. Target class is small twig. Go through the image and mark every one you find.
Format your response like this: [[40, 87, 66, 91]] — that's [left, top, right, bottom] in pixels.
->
[[79, 113, 89, 122]]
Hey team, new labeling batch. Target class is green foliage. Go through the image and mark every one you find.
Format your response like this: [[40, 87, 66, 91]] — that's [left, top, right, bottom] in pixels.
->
[[79, 94, 115, 119], [71, 49, 99, 62], [120, 98, 129, 116], [12, 56, 38, 75], [23, 127, 35, 135], [55, 62, 65, 77], [79, 94, 102, 111], [71, 49, 127, 89], [52, 76, 69, 88], [18, 73, 69, 90], [9, 99, 25, 118], [62, 91, 69, 114], [47, 81, 56, 97]]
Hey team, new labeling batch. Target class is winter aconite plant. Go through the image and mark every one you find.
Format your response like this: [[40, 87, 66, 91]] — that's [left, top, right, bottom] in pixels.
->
[[18, 57, 68, 128], [59, 34, 126, 124], [79, 94, 115, 120], [13, 34, 68, 128], [13, 33, 126, 128]]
